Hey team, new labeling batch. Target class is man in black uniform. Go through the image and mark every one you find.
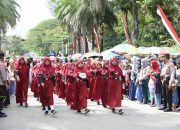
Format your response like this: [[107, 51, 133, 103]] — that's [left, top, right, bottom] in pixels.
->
[[0, 51, 7, 118]]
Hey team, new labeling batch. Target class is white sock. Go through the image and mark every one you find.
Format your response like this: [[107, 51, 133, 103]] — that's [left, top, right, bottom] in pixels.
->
[[45, 106, 48, 111], [50, 105, 54, 110]]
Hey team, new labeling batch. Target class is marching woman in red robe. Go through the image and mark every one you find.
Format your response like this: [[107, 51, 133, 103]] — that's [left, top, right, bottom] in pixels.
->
[[92, 62, 103, 105], [89, 61, 97, 100], [15, 57, 29, 107], [72, 60, 90, 114], [31, 64, 40, 99], [39, 57, 57, 116], [107, 57, 124, 114], [101, 61, 109, 108], [34, 64, 41, 99], [65, 62, 76, 108], [31, 65, 37, 94], [85, 59, 91, 89], [58, 63, 68, 99], [54, 61, 62, 95]]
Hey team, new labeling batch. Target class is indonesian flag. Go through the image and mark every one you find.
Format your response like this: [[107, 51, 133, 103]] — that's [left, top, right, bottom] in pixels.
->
[[93, 28, 100, 53], [157, 4, 180, 46]]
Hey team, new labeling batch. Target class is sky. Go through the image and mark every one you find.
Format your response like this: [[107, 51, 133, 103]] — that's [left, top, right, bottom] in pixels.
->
[[7, 0, 54, 38]]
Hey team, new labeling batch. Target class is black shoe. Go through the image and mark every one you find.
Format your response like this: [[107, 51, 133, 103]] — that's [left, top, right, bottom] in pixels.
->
[[159, 106, 166, 110], [0, 112, 7, 118], [103, 105, 107, 108], [51, 110, 57, 115], [77, 110, 81, 113], [20, 103, 23, 107], [164, 108, 172, 112], [25, 103, 28, 108], [118, 109, 124, 115], [97, 101, 101, 105], [48, 106, 51, 110], [112, 108, 115, 113], [44, 111, 48, 116], [0, 112, 6, 115], [84, 109, 90, 114], [42, 106, 45, 110]]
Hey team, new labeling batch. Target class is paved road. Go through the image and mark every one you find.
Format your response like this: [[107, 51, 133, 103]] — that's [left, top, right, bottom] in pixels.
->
[[1, 91, 180, 130]]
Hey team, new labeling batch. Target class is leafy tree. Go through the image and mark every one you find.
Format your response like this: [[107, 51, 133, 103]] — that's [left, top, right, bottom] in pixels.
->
[[0, 0, 20, 49], [25, 19, 70, 56]]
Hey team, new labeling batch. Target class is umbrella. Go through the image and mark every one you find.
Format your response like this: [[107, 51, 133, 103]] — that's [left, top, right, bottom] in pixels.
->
[[83, 52, 102, 58], [140, 47, 161, 55], [159, 47, 179, 55], [101, 49, 119, 60], [71, 53, 82, 59], [111, 43, 138, 55], [137, 47, 147, 53]]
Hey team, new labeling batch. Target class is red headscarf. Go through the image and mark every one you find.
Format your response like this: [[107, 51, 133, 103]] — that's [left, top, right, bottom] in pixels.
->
[[40, 57, 55, 76], [73, 60, 86, 77], [102, 61, 109, 69], [150, 60, 160, 81], [109, 57, 122, 76], [151, 60, 160, 73], [16, 56, 29, 77]]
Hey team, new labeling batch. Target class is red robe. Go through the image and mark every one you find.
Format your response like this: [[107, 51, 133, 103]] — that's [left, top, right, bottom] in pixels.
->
[[107, 58, 123, 108], [40, 57, 55, 106], [92, 69, 102, 101], [101, 62, 109, 106], [89, 66, 96, 99], [16, 57, 29, 104], [72, 61, 88, 110], [54, 65, 62, 95], [65, 63, 75, 106], [58, 64, 68, 99]]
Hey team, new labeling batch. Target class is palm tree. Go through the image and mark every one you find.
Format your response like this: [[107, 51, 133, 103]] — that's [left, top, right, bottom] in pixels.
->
[[0, 0, 20, 50]]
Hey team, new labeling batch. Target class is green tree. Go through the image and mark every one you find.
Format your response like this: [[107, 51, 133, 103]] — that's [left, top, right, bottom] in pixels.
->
[[0, 0, 20, 49], [52, 0, 117, 52], [25, 19, 70, 56]]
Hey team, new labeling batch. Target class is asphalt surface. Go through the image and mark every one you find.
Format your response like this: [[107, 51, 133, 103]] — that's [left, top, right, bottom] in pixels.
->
[[1, 91, 180, 130]]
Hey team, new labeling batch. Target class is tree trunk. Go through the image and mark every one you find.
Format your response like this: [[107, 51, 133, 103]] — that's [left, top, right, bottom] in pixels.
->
[[132, 0, 139, 46], [0, 36, 1, 51], [100, 24, 104, 52], [78, 35, 81, 53], [92, 28, 95, 50], [84, 35, 89, 53]]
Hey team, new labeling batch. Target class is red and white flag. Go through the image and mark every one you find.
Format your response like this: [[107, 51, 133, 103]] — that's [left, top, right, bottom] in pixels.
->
[[93, 28, 100, 53], [157, 4, 180, 46]]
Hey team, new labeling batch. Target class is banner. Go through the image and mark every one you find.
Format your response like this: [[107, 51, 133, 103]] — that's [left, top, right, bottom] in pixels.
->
[[121, 16, 131, 44], [157, 5, 180, 46]]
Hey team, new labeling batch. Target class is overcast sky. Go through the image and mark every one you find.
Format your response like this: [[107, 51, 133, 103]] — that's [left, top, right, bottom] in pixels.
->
[[7, 0, 54, 38]]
